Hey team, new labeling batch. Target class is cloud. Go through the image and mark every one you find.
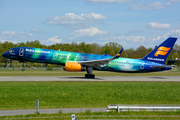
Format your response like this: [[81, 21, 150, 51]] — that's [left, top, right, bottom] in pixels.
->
[[152, 29, 180, 41], [171, 29, 180, 35], [0, 31, 33, 43], [129, 2, 172, 10], [147, 22, 171, 29], [167, 0, 180, 2], [77, 0, 131, 4], [45, 13, 106, 29], [47, 36, 62, 43], [30, 28, 46, 34], [126, 36, 145, 43], [69, 26, 108, 40], [153, 36, 163, 41], [1, 31, 32, 36], [127, 29, 144, 35], [113, 36, 124, 40], [68, 27, 148, 47]]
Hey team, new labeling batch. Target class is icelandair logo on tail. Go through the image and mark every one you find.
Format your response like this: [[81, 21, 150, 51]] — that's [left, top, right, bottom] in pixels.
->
[[147, 46, 171, 62], [117, 54, 121, 56], [154, 46, 170, 57]]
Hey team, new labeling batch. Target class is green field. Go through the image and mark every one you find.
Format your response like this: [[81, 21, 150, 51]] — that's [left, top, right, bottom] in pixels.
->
[[0, 82, 180, 110]]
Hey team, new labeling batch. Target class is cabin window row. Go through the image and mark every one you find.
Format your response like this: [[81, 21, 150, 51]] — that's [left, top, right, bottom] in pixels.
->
[[111, 61, 135, 65], [56, 55, 98, 60], [28, 52, 49, 55]]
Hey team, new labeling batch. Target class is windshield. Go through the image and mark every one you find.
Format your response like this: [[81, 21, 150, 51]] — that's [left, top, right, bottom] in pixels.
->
[[9, 50, 14, 53]]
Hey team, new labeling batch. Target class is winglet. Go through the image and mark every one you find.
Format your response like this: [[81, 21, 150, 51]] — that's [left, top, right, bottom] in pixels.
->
[[113, 48, 123, 59]]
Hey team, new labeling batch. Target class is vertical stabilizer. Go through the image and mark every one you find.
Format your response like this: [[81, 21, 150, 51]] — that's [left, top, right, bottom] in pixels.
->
[[141, 37, 177, 64]]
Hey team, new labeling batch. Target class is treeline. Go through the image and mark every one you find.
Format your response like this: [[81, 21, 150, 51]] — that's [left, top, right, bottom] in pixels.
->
[[0, 40, 180, 65]]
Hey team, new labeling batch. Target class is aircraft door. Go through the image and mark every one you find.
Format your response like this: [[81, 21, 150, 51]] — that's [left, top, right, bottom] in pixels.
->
[[140, 62, 144, 69], [19, 48, 24, 56], [53, 52, 58, 60]]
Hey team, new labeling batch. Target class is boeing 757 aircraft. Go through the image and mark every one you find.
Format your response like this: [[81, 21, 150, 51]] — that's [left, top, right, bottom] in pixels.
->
[[2, 37, 177, 78]]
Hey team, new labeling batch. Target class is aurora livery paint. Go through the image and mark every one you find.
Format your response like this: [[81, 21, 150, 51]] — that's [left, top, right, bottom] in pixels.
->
[[2, 37, 177, 78]]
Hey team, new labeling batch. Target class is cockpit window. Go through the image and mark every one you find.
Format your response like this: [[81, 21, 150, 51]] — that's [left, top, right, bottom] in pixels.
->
[[9, 50, 14, 53]]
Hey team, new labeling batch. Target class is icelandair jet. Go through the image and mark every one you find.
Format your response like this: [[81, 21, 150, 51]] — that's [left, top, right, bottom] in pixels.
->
[[2, 37, 177, 78]]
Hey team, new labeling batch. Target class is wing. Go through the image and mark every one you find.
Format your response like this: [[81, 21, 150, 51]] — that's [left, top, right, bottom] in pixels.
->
[[78, 48, 123, 68]]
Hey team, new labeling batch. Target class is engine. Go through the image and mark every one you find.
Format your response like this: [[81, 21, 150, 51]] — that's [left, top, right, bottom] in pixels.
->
[[63, 62, 86, 72]]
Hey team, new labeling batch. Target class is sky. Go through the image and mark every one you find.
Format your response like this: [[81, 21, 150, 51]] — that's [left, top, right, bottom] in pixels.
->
[[0, 0, 180, 49]]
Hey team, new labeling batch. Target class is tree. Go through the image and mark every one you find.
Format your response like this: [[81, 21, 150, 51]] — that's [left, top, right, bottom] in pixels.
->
[[134, 46, 148, 58], [124, 48, 135, 58], [101, 42, 123, 56]]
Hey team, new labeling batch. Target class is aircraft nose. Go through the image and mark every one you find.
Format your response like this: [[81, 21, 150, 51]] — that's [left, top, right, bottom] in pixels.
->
[[2, 52, 9, 58]]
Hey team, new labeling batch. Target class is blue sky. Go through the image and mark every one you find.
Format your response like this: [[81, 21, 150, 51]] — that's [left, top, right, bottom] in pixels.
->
[[0, 0, 180, 49]]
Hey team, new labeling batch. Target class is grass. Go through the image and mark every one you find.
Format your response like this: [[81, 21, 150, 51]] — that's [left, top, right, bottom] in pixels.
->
[[0, 82, 180, 110], [0, 69, 179, 119], [0, 68, 180, 76], [1, 111, 180, 119]]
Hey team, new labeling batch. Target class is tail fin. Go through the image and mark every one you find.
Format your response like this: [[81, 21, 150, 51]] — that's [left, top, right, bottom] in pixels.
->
[[141, 37, 177, 64]]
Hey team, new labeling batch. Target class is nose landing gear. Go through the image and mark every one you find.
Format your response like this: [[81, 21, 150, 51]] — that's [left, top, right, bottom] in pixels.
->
[[21, 62, 25, 71]]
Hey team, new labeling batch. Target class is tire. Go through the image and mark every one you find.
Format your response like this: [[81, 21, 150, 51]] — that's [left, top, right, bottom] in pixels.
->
[[21, 68, 25, 71], [85, 74, 95, 78]]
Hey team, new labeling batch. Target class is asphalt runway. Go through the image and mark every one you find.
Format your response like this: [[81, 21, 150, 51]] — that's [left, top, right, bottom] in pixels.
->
[[1, 105, 180, 116], [0, 76, 180, 82], [0, 108, 106, 116]]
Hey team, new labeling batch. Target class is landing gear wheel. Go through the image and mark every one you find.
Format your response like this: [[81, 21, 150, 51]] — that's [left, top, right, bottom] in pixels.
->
[[85, 74, 89, 78], [21, 68, 25, 71], [91, 74, 95, 78], [85, 74, 95, 78], [20, 62, 25, 71]]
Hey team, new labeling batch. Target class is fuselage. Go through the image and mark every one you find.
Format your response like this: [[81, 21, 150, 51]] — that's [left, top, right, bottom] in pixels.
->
[[2, 47, 172, 72]]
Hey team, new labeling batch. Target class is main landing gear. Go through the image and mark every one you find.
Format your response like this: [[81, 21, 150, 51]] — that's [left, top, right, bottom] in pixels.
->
[[85, 66, 95, 78], [85, 74, 95, 78], [21, 62, 25, 71]]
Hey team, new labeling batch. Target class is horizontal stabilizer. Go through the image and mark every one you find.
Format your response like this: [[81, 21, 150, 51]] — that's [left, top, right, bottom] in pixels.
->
[[150, 65, 176, 69], [103, 53, 112, 57]]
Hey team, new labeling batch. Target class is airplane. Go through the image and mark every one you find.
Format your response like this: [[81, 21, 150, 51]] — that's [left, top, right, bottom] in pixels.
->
[[2, 37, 177, 78]]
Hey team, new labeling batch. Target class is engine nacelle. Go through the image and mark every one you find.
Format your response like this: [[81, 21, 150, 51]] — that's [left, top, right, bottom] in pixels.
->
[[63, 62, 86, 72]]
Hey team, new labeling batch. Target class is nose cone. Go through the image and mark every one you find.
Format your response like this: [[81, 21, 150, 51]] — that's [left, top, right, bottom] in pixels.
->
[[2, 52, 9, 58]]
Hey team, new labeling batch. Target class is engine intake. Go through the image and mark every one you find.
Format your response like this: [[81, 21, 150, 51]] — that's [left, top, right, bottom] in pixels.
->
[[64, 62, 86, 72]]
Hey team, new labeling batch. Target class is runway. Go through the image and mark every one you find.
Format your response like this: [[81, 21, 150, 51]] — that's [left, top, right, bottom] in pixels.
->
[[0, 76, 180, 82], [0, 108, 106, 116], [1, 105, 180, 116]]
